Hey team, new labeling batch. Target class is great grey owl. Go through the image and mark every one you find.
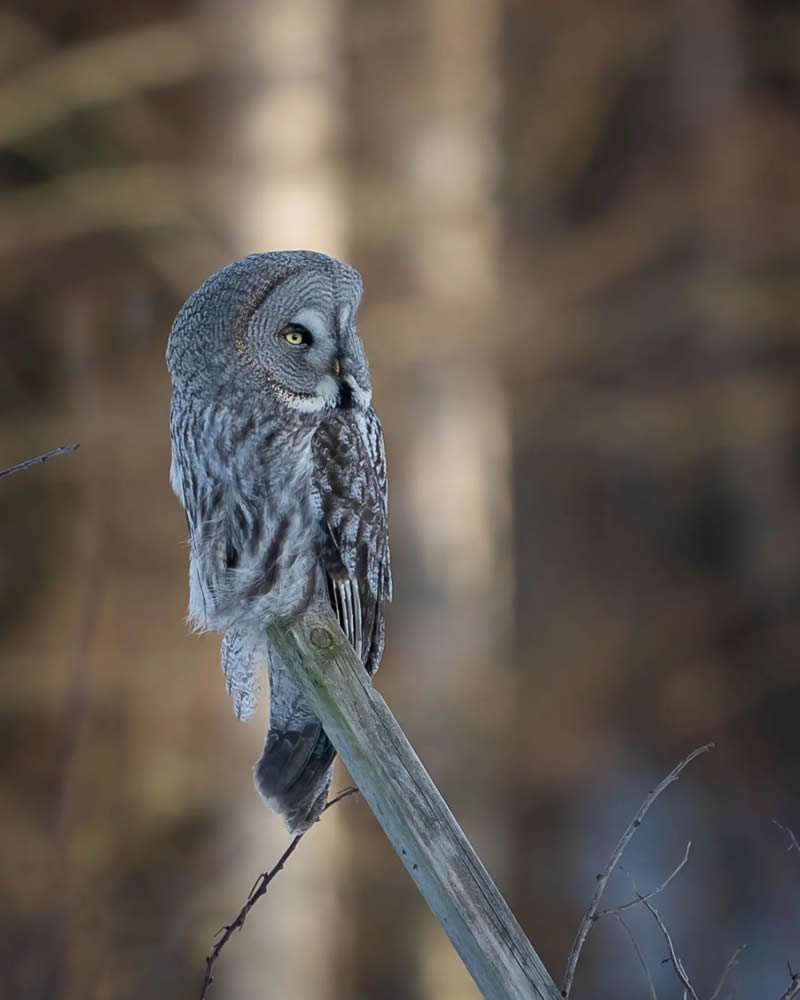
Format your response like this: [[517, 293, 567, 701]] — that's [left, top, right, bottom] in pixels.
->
[[166, 251, 391, 834]]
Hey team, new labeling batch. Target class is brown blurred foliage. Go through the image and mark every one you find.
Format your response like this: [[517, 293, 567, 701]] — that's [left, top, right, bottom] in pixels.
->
[[1, 1, 799, 998]]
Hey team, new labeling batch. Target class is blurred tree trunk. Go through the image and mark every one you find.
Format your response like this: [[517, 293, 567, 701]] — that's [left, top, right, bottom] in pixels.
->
[[341, 3, 508, 998], [219, 1, 348, 998]]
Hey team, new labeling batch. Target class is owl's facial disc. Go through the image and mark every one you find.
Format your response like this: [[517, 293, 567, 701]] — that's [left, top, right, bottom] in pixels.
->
[[278, 306, 345, 411], [243, 302, 336, 412], [242, 279, 371, 414], [266, 305, 372, 414]]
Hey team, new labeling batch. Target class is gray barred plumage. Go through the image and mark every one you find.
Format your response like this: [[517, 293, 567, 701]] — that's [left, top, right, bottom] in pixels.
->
[[167, 251, 391, 833]]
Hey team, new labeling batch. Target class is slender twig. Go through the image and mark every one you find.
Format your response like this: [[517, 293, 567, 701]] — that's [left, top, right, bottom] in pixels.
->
[[199, 786, 358, 1000], [561, 744, 713, 998], [778, 964, 800, 1000], [708, 945, 745, 1000], [624, 870, 699, 1000], [590, 843, 692, 1000], [596, 842, 692, 919], [0, 443, 80, 479], [773, 821, 800, 854], [613, 913, 658, 1000]]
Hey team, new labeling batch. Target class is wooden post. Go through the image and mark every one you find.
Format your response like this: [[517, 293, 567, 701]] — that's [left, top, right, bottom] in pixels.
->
[[267, 608, 562, 1000]]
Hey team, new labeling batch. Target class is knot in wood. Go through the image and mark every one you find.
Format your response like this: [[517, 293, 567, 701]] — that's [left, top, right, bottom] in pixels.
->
[[310, 627, 333, 650]]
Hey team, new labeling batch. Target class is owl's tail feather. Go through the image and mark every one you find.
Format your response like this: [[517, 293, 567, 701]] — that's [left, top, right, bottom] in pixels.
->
[[254, 722, 336, 835]]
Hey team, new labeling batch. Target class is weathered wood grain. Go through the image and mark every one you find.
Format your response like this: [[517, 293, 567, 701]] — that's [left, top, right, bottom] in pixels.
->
[[268, 607, 562, 1000]]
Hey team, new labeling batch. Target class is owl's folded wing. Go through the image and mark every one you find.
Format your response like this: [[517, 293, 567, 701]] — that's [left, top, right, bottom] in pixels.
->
[[313, 405, 391, 675]]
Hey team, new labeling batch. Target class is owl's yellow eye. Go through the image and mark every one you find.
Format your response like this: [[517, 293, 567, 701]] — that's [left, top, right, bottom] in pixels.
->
[[284, 330, 304, 345]]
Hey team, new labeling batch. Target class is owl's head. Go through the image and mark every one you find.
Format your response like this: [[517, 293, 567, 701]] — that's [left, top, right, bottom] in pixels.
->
[[168, 251, 371, 414]]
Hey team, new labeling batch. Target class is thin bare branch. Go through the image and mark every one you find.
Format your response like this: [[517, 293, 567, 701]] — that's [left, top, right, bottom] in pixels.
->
[[613, 914, 658, 1000], [0, 443, 80, 479], [625, 870, 699, 1000], [778, 964, 800, 1000], [708, 945, 745, 1000], [199, 786, 358, 1000], [596, 842, 692, 918], [773, 821, 800, 854], [561, 744, 713, 998]]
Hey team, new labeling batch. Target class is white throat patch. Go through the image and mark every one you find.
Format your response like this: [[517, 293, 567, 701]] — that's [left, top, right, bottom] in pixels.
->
[[266, 372, 338, 413]]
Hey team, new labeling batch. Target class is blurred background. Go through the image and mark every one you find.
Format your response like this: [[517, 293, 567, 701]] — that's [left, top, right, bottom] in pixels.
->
[[1, 1, 799, 998]]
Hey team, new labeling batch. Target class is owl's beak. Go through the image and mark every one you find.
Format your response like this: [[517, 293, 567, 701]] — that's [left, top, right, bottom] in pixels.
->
[[332, 358, 341, 376]]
